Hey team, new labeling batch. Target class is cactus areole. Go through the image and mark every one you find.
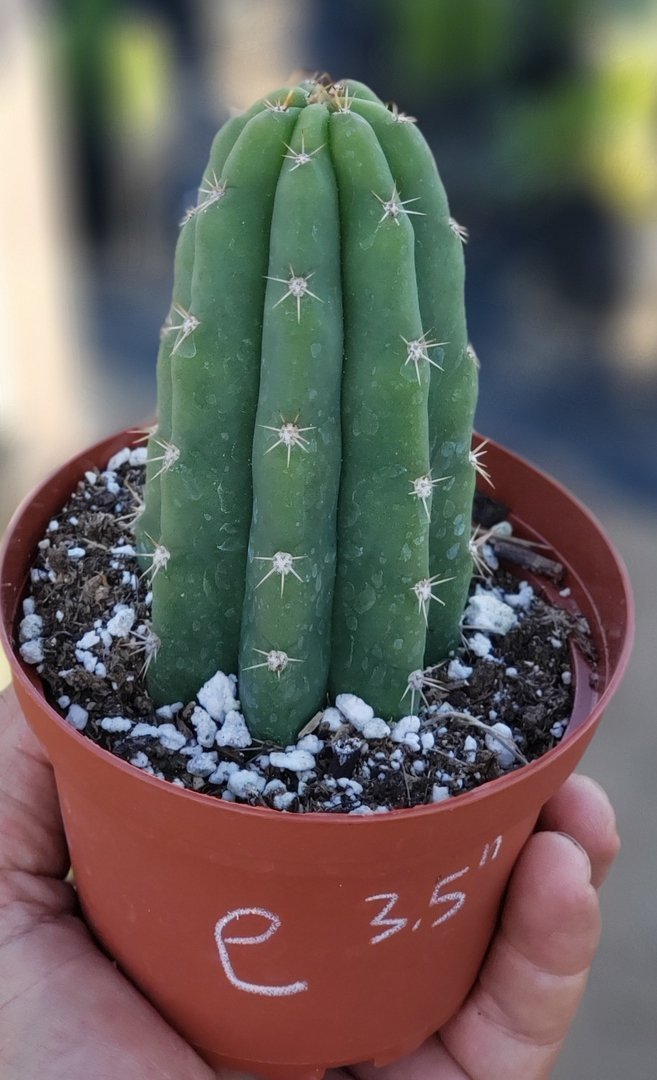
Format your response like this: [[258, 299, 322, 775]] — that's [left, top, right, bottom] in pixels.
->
[[137, 78, 479, 744]]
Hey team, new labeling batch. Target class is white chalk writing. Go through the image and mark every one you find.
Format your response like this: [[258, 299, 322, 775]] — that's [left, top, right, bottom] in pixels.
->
[[213, 907, 309, 997], [365, 892, 408, 944]]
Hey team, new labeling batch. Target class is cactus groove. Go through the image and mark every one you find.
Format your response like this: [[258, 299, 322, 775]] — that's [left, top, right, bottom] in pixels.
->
[[137, 77, 478, 744]]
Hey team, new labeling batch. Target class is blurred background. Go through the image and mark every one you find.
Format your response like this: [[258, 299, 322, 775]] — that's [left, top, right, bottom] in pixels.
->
[[1, 0, 655, 1074]]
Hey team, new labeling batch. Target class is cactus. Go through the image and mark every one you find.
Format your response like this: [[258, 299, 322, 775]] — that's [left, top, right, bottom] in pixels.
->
[[137, 77, 478, 744]]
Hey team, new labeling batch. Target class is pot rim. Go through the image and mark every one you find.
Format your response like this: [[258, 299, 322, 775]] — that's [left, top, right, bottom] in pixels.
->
[[0, 428, 634, 825]]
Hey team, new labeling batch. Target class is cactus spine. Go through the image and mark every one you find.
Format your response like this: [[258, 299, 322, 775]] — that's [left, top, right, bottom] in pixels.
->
[[137, 78, 478, 744]]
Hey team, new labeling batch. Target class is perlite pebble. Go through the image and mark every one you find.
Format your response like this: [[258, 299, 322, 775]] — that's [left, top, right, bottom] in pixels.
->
[[463, 734, 478, 763], [216, 710, 252, 749], [100, 716, 133, 733], [484, 722, 516, 769], [208, 760, 240, 785], [447, 658, 473, 681], [505, 580, 534, 610], [431, 785, 451, 803], [19, 613, 43, 642], [361, 717, 391, 740], [129, 447, 148, 467], [227, 769, 266, 798], [155, 702, 183, 720], [335, 693, 373, 727], [197, 671, 239, 721], [390, 716, 420, 743], [157, 724, 188, 752], [463, 591, 518, 635], [190, 706, 218, 748], [273, 791, 297, 811], [20, 640, 44, 664], [186, 752, 218, 777], [75, 650, 98, 674], [269, 750, 316, 773], [106, 605, 135, 638], [297, 733, 323, 755], [67, 547, 86, 560], [130, 723, 161, 739], [107, 448, 131, 471], [320, 707, 344, 732], [66, 704, 89, 731]]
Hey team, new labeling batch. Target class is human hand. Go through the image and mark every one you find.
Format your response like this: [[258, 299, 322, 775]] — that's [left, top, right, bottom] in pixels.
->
[[0, 684, 619, 1079]]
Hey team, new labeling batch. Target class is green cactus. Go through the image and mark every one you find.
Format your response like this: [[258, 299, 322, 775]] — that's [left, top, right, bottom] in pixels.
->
[[137, 77, 478, 744]]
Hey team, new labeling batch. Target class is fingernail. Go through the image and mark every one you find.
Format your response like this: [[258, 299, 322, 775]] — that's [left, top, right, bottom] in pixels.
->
[[555, 831, 592, 883]]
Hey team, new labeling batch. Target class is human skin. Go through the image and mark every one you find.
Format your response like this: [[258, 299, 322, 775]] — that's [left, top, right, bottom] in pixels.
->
[[0, 685, 619, 1079]]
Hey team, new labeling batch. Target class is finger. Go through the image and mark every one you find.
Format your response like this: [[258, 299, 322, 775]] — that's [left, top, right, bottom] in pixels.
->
[[439, 831, 600, 1079], [0, 685, 69, 879], [348, 1037, 467, 1079], [537, 773, 620, 889]]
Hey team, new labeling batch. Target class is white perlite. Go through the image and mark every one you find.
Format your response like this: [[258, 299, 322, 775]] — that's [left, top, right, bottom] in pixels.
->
[[186, 751, 218, 777], [157, 724, 188, 752], [269, 750, 316, 773], [320, 707, 344, 732], [19, 613, 43, 642], [107, 448, 131, 471], [198, 671, 239, 721], [296, 733, 323, 755], [190, 706, 218, 748], [66, 704, 89, 731], [227, 769, 266, 798], [448, 658, 473, 681], [335, 693, 373, 727], [468, 632, 493, 658], [463, 590, 518, 635], [463, 734, 478, 763], [107, 604, 136, 638], [505, 580, 534, 610], [390, 716, 420, 742], [101, 716, 133, 733], [216, 710, 252, 749], [20, 640, 44, 664], [484, 722, 517, 770]]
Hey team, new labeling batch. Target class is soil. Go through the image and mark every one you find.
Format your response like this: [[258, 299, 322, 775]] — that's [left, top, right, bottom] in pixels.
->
[[15, 451, 596, 814]]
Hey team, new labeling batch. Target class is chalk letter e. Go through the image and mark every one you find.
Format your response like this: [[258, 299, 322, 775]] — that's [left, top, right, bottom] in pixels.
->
[[213, 907, 309, 997]]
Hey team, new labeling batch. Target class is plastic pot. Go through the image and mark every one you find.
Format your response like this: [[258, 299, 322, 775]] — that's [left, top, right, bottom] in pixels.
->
[[0, 429, 633, 1080]]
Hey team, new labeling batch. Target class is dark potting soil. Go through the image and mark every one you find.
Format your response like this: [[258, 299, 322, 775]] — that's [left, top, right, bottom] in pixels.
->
[[15, 451, 596, 814]]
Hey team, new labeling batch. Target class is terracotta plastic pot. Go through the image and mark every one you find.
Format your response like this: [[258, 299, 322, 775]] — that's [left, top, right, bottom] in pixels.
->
[[0, 429, 633, 1080]]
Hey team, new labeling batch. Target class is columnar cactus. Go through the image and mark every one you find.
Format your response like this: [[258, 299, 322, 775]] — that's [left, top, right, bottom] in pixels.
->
[[137, 77, 479, 744]]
